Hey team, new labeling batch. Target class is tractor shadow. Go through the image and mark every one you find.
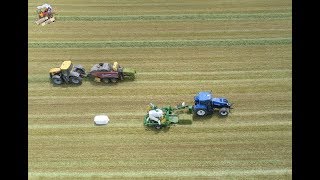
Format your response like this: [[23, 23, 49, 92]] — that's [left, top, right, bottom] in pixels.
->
[[192, 110, 229, 121], [51, 83, 82, 88], [87, 80, 119, 86], [144, 126, 171, 133], [49, 77, 136, 87], [85, 78, 135, 86]]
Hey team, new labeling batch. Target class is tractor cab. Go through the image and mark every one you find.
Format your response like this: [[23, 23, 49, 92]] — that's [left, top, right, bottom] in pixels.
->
[[49, 68, 61, 78], [60, 60, 73, 76], [194, 91, 214, 115], [49, 61, 73, 77], [49, 61, 85, 85]]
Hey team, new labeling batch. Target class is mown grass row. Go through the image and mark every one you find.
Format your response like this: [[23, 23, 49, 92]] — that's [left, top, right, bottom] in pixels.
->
[[28, 78, 291, 116], [28, 70, 291, 83], [27, 45, 291, 62], [28, 38, 291, 48], [28, 12, 291, 22], [28, 121, 291, 177], [28, 20, 292, 42], [28, 0, 292, 18]]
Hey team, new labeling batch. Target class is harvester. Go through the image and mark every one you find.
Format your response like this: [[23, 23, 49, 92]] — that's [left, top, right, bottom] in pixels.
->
[[35, 4, 55, 26], [144, 103, 193, 129], [87, 62, 136, 84], [49, 61, 86, 85]]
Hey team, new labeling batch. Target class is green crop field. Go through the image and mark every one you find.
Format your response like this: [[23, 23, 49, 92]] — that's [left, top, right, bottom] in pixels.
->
[[28, 0, 292, 179]]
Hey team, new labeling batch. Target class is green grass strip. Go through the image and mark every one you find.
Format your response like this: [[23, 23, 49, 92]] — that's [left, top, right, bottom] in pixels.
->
[[28, 38, 291, 48], [28, 169, 291, 178], [28, 12, 291, 21]]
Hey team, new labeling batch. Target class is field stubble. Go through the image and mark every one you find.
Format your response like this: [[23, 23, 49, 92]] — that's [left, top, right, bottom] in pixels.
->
[[28, 0, 291, 179]]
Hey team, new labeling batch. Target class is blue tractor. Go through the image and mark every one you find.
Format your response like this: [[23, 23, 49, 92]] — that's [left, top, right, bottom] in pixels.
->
[[193, 91, 232, 117]]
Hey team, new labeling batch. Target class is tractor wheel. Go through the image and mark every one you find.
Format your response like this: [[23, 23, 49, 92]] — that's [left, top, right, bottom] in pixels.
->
[[52, 77, 62, 85], [70, 76, 82, 85], [110, 78, 118, 83], [154, 124, 162, 129], [102, 78, 110, 84], [219, 108, 229, 116], [196, 109, 207, 116]]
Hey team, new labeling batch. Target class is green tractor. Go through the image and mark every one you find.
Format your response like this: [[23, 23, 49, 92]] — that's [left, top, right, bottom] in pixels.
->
[[144, 103, 193, 129], [49, 61, 86, 85]]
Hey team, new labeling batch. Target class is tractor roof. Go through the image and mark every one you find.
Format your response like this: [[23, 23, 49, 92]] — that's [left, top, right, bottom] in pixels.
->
[[60, 61, 72, 70], [49, 67, 61, 73], [194, 91, 213, 101]]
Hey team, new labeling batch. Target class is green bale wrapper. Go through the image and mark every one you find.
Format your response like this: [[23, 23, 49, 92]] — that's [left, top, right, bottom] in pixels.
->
[[178, 113, 193, 124]]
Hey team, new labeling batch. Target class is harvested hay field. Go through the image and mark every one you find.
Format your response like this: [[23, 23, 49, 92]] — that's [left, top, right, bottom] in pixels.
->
[[28, 0, 292, 179]]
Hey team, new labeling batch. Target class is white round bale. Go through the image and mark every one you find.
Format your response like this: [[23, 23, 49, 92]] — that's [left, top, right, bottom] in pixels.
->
[[94, 114, 110, 125]]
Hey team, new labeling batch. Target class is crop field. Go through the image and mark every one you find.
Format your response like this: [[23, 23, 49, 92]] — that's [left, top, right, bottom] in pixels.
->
[[28, 0, 292, 179]]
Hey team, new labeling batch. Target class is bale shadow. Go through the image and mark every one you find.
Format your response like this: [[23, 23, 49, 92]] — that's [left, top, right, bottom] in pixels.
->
[[122, 78, 136, 82], [192, 114, 214, 121], [144, 125, 171, 133], [93, 123, 108, 126]]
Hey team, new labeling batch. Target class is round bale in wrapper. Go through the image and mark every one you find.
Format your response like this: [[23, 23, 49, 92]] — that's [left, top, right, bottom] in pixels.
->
[[87, 62, 136, 84], [94, 114, 110, 125]]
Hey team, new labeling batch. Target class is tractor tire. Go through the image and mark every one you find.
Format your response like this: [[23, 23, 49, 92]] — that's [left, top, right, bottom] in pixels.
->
[[110, 78, 118, 83], [219, 107, 229, 116], [195, 109, 207, 116], [102, 78, 110, 84], [70, 76, 82, 85], [52, 77, 62, 85]]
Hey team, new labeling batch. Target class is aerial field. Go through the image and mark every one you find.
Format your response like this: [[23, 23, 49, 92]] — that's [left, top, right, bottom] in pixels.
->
[[28, 0, 292, 179]]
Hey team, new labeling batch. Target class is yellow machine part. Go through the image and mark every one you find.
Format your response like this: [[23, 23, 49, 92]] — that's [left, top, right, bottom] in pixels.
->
[[60, 61, 72, 70], [112, 62, 119, 71], [49, 67, 61, 74], [160, 117, 167, 123], [39, 12, 44, 18], [94, 77, 101, 82]]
